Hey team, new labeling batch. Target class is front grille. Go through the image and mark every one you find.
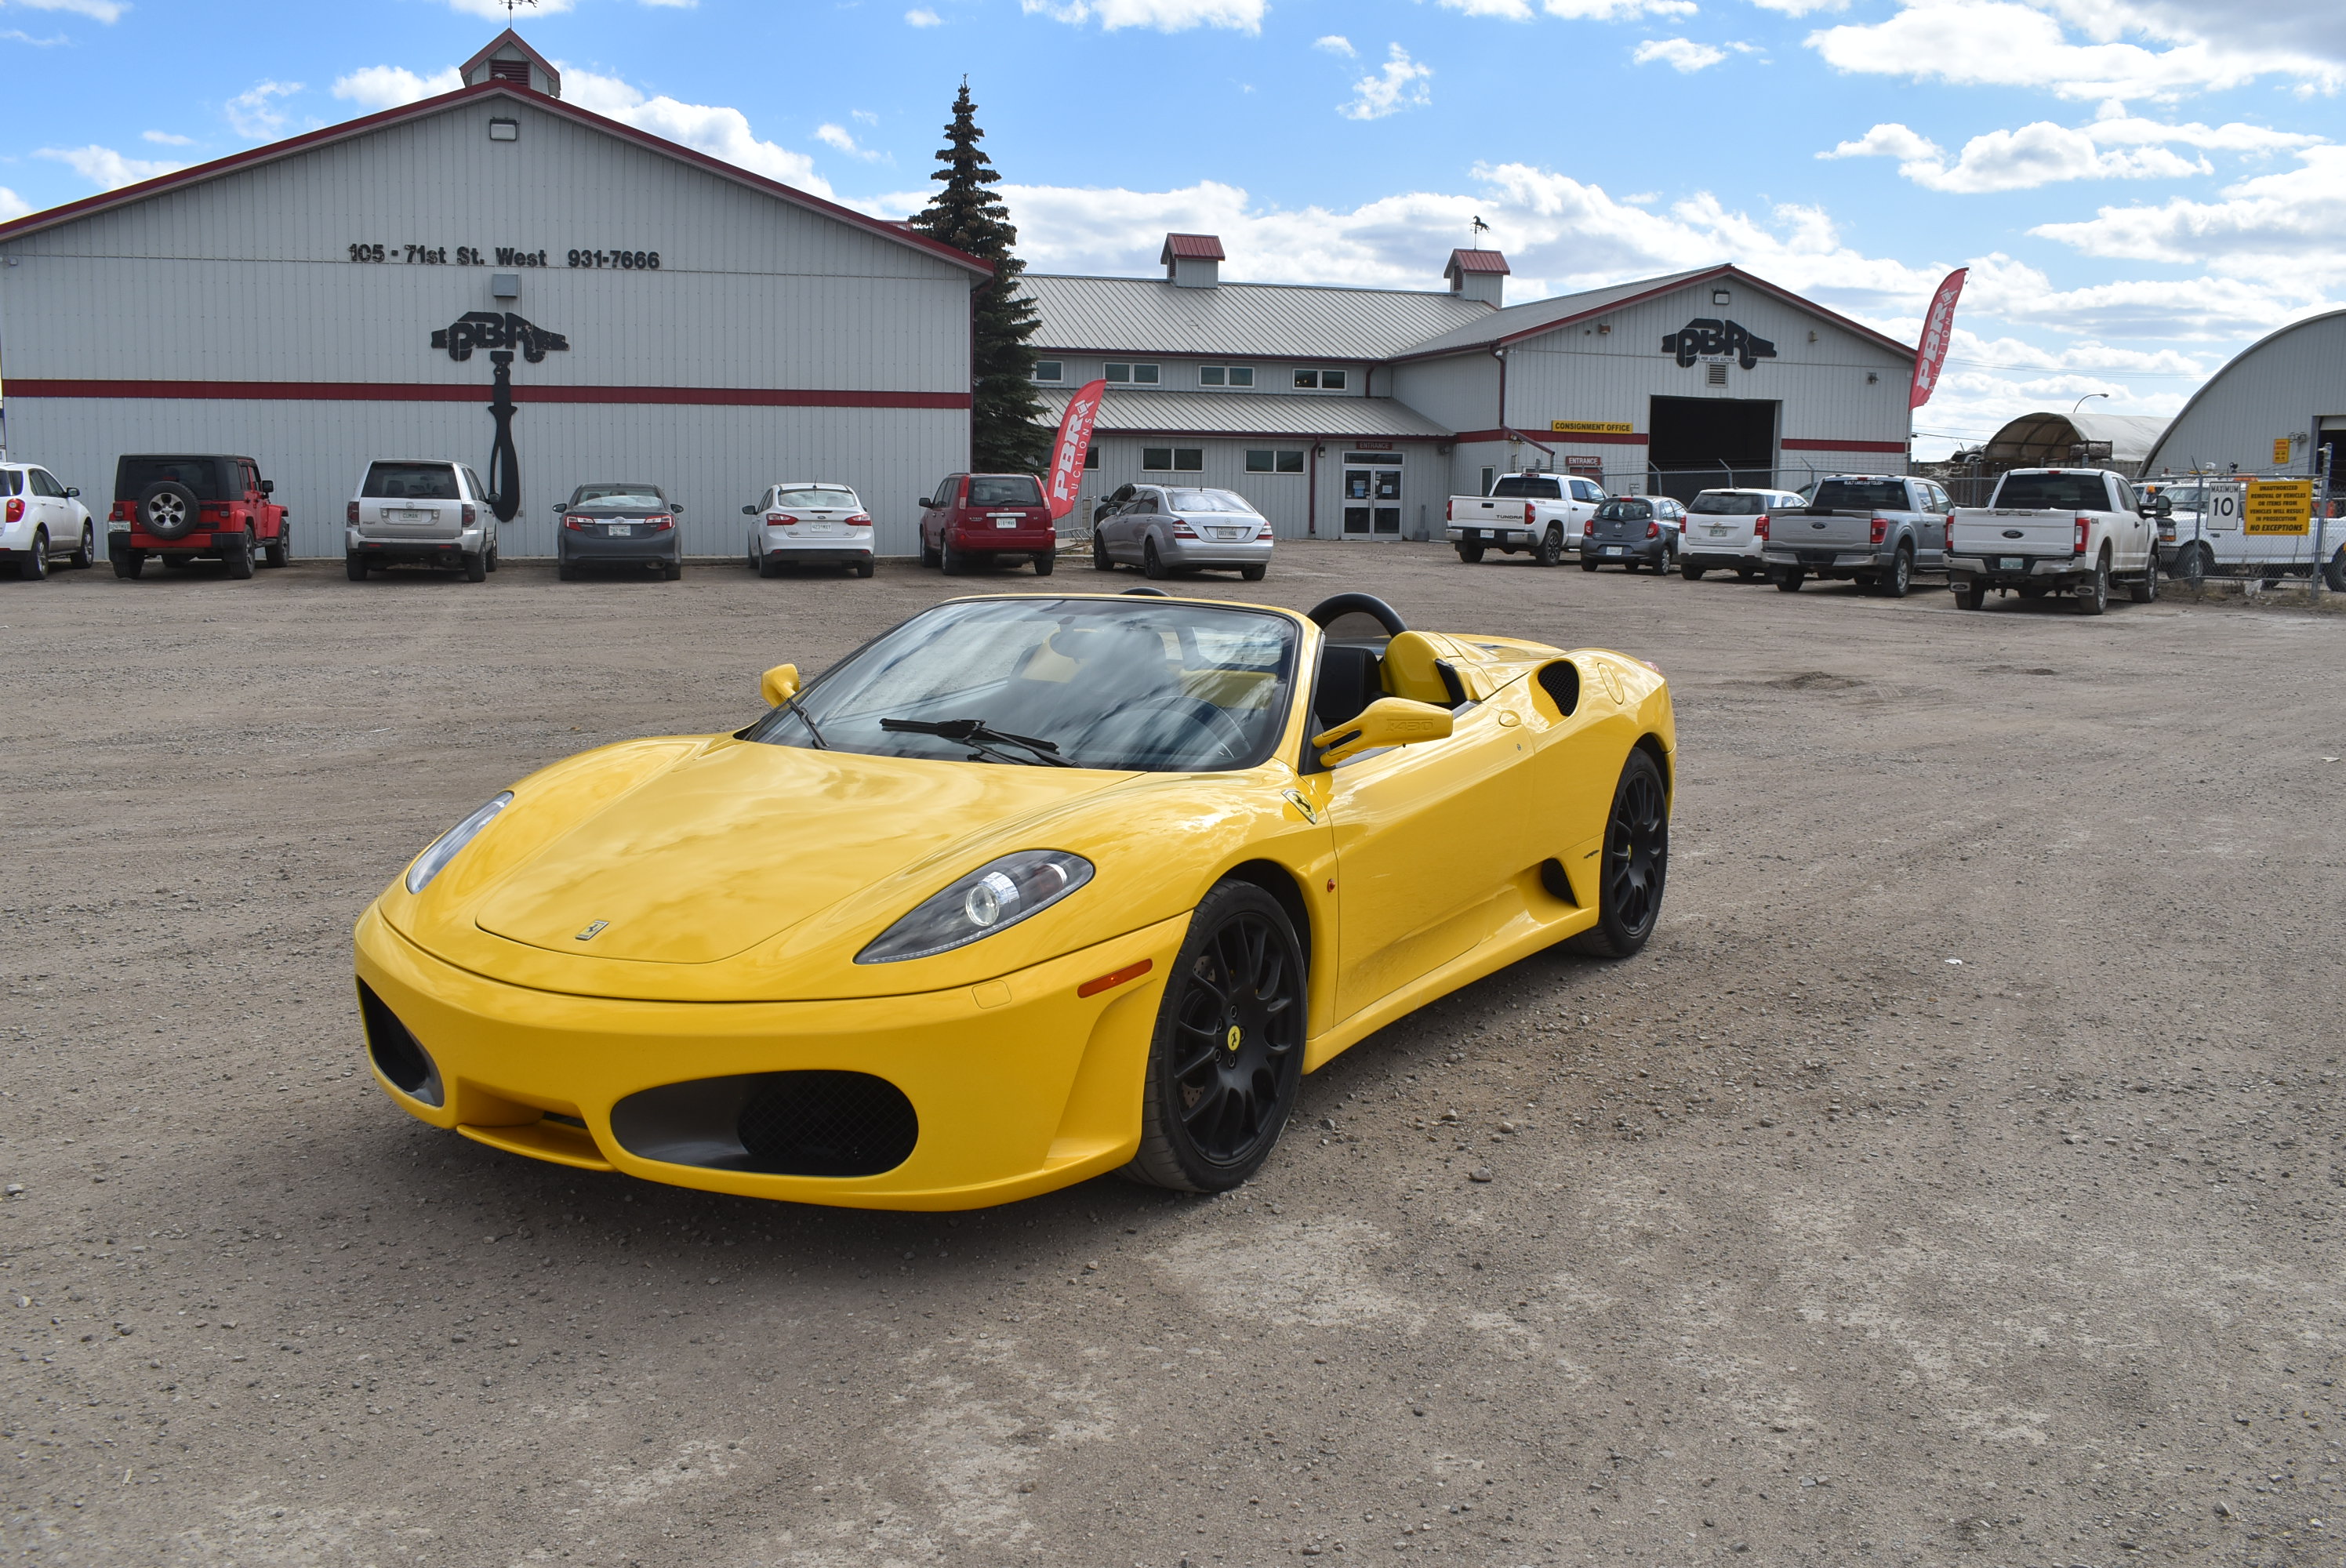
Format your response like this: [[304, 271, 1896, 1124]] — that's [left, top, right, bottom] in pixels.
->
[[738, 1073, 917, 1178], [357, 981, 442, 1106]]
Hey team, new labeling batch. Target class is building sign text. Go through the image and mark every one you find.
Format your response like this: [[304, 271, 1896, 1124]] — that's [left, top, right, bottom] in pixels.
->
[[1662, 319, 1778, 371]]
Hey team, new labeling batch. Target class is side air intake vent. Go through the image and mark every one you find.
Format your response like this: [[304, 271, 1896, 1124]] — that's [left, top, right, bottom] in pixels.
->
[[611, 1072, 919, 1178], [1537, 659, 1581, 716], [358, 981, 444, 1106]]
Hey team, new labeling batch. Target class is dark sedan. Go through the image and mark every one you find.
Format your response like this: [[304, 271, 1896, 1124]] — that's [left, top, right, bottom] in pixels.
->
[[555, 483, 684, 580], [1579, 498, 1671, 573]]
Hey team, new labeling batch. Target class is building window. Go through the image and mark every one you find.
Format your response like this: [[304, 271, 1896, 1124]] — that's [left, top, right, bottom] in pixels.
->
[[1106, 363, 1161, 385], [1033, 361, 1063, 383], [1480, 466, 1497, 496], [1293, 368, 1349, 390], [1143, 448, 1204, 471], [1245, 449, 1306, 474], [1199, 366, 1255, 387]]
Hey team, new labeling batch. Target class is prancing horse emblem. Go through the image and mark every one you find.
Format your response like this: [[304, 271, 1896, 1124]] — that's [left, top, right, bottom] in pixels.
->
[[576, 920, 609, 942]]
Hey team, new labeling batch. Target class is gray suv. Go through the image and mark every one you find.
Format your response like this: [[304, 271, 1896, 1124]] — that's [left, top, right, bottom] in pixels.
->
[[346, 459, 499, 582]]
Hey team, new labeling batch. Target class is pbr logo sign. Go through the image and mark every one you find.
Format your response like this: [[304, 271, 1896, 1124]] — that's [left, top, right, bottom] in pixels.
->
[[1663, 318, 1777, 371], [431, 310, 570, 363]]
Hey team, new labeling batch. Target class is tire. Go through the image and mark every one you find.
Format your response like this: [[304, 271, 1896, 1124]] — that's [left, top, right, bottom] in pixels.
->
[[225, 528, 255, 581], [2326, 548, 2346, 594], [855, 559, 875, 579], [263, 525, 289, 568], [744, 539, 758, 573], [920, 535, 941, 568], [756, 549, 780, 579], [1093, 534, 1115, 572], [664, 558, 683, 581], [70, 523, 94, 570], [346, 552, 369, 582], [1880, 545, 1912, 598], [1775, 568, 1805, 593], [2075, 552, 2108, 615], [135, 481, 200, 541], [1579, 556, 1599, 572], [1120, 880, 1306, 1193], [19, 528, 48, 580], [1735, 566, 1760, 583], [2130, 554, 2159, 604], [941, 534, 970, 577], [463, 550, 487, 583], [1680, 561, 1705, 581], [2177, 545, 2210, 586], [114, 550, 144, 581], [1569, 747, 1669, 960], [1956, 579, 1988, 611], [1455, 542, 1484, 564], [1239, 564, 1266, 582], [1534, 525, 1563, 568], [1623, 558, 1640, 575], [1142, 539, 1167, 581], [485, 540, 499, 574], [1032, 550, 1055, 576]]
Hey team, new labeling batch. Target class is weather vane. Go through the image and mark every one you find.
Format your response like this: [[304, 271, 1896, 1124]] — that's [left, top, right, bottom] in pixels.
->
[[503, 0, 536, 19], [1471, 215, 1491, 237]]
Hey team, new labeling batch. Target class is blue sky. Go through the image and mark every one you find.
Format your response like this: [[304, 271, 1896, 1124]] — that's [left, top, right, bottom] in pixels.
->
[[4, 0, 2341, 454]]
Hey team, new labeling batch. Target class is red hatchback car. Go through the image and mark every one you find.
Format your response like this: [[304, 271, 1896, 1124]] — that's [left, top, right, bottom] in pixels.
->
[[918, 472, 1056, 575]]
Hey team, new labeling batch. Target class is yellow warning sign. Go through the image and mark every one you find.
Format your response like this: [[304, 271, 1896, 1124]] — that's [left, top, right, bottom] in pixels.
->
[[2272, 437, 2292, 465], [2243, 479, 2313, 535], [1550, 419, 1633, 434]]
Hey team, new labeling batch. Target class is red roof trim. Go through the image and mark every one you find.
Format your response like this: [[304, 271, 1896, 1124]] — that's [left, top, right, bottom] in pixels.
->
[[8, 379, 971, 410], [1393, 263, 1914, 364], [1782, 437, 1907, 453], [0, 82, 990, 278], [1160, 233, 1226, 262], [1453, 427, 1644, 446]]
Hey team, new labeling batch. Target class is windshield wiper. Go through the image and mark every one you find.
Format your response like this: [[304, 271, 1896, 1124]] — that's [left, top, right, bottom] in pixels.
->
[[780, 692, 829, 750], [880, 717, 1073, 767]]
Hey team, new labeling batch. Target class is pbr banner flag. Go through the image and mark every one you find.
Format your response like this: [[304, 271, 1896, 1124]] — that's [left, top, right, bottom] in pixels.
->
[[1909, 267, 1967, 410], [1045, 379, 1109, 520]]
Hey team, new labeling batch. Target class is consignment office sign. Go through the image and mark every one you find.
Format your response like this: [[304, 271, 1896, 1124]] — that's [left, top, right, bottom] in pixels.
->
[[2243, 480, 2313, 535]]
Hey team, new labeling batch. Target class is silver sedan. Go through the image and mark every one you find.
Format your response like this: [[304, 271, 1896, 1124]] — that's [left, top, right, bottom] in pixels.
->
[[1091, 484, 1273, 581]]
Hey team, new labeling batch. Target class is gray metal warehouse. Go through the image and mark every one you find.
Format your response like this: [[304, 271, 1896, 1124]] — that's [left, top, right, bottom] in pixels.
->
[[0, 30, 987, 561], [2140, 309, 2346, 485]]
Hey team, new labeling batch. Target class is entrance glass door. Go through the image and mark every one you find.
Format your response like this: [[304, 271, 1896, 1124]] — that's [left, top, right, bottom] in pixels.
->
[[1341, 454, 1404, 538]]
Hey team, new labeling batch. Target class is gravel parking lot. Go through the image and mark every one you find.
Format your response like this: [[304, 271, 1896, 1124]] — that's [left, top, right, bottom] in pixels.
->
[[5, 544, 2341, 1567]]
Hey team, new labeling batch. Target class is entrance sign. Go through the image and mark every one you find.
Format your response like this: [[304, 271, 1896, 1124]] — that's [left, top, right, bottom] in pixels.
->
[[1909, 268, 1966, 410], [1045, 379, 1107, 520], [2243, 480, 2313, 535], [1565, 455, 1603, 477]]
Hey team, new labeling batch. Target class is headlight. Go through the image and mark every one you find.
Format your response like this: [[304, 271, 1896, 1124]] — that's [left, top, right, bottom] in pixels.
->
[[403, 793, 514, 894], [855, 850, 1094, 964]]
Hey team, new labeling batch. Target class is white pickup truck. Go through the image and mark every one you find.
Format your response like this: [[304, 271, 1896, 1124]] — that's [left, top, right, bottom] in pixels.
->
[[1945, 466, 2159, 615], [1445, 470, 1605, 566], [2151, 478, 2346, 589]]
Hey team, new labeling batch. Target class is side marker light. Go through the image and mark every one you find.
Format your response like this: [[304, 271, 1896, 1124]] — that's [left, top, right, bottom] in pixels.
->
[[1077, 959, 1153, 999]]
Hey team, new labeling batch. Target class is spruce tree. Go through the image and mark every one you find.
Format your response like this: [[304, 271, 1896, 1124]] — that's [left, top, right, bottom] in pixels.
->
[[911, 82, 1048, 474]]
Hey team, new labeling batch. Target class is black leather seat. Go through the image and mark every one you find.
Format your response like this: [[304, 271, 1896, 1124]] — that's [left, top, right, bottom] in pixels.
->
[[1312, 644, 1383, 733]]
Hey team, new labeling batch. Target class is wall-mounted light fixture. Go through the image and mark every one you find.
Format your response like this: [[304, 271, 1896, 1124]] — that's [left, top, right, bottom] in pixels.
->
[[1712, 289, 1731, 306], [488, 118, 519, 142]]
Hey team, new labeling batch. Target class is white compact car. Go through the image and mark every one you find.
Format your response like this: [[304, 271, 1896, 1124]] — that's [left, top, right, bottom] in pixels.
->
[[744, 482, 874, 578], [0, 462, 95, 581], [345, 459, 499, 582], [1678, 488, 1808, 580]]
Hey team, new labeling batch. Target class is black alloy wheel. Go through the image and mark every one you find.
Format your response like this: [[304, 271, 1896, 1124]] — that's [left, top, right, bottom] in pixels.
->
[[1142, 539, 1168, 580], [19, 528, 48, 580], [1572, 747, 1669, 960], [1535, 525, 1563, 568], [1093, 533, 1115, 572], [1124, 880, 1306, 1192]]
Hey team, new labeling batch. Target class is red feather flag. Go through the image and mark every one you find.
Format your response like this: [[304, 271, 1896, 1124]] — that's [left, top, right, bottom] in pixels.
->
[[1909, 268, 1966, 410], [1044, 379, 1109, 521]]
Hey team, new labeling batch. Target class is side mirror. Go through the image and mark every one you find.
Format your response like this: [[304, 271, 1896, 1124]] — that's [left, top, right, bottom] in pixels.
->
[[760, 663, 801, 707], [257, 480, 272, 495], [671, 501, 684, 514], [917, 496, 934, 510], [743, 503, 758, 515], [2149, 498, 2172, 517], [554, 502, 568, 514], [1311, 697, 1453, 766], [64, 486, 80, 498]]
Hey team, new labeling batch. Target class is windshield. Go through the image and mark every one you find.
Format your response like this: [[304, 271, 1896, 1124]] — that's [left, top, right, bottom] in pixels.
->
[[1996, 473, 2111, 510], [1491, 475, 1562, 499], [573, 485, 664, 508], [363, 463, 460, 500], [968, 476, 1043, 506], [775, 487, 861, 510], [2162, 487, 2206, 508], [1690, 492, 1766, 514], [1811, 479, 1910, 511], [746, 598, 1299, 772], [1166, 489, 1254, 514], [1594, 500, 1651, 521]]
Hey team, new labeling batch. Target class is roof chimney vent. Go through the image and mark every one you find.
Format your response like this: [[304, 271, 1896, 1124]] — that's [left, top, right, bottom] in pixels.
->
[[461, 28, 562, 99], [1160, 232, 1226, 290], [1445, 249, 1509, 308]]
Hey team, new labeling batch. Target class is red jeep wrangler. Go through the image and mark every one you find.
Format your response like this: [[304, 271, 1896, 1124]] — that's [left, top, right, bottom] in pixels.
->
[[918, 472, 1056, 575], [109, 454, 291, 581]]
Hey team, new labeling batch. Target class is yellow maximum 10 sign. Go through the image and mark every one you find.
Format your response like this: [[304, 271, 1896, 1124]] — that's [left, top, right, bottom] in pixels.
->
[[2243, 479, 2313, 535]]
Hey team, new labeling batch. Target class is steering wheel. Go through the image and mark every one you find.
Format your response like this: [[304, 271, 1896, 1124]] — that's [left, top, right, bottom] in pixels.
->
[[1084, 695, 1251, 762], [1306, 593, 1408, 637]]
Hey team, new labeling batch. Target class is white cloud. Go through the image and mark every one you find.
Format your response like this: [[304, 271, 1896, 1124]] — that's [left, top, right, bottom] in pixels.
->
[[815, 122, 884, 160], [1634, 38, 1727, 71], [905, 6, 942, 22], [37, 143, 183, 190], [141, 129, 195, 146], [1314, 34, 1356, 56], [0, 187, 29, 220], [1019, 0, 1264, 32], [10, 0, 125, 21], [1441, 0, 1698, 16], [561, 67, 832, 196], [1, 27, 70, 45], [1747, 0, 1849, 13], [1340, 44, 1433, 121], [332, 64, 464, 112], [1806, 0, 2346, 101], [1821, 109, 2322, 191], [224, 79, 301, 140], [2031, 145, 2346, 283], [434, 0, 576, 16]]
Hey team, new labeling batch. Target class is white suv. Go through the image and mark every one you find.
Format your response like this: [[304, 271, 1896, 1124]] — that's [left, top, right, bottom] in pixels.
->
[[1678, 488, 1807, 581], [1, 462, 94, 582], [743, 481, 875, 578], [345, 459, 499, 583]]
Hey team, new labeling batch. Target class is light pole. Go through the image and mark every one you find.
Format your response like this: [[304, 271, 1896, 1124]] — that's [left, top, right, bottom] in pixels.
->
[[2071, 392, 2110, 416]]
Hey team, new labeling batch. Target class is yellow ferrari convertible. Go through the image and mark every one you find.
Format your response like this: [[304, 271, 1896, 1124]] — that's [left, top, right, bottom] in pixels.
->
[[353, 590, 1672, 1209]]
